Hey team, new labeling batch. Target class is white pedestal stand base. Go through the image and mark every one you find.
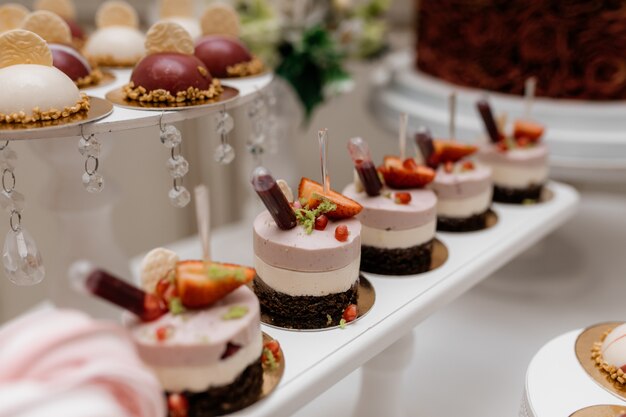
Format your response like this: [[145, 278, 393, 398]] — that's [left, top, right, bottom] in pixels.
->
[[353, 333, 415, 417]]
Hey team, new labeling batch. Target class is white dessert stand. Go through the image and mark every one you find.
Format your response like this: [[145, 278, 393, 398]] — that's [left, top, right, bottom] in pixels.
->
[[0, 69, 272, 315], [369, 51, 626, 184], [521, 328, 626, 417], [131, 181, 579, 417]]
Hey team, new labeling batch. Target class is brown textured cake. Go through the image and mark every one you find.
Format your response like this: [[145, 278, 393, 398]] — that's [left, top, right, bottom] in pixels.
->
[[416, 0, 626, 100]]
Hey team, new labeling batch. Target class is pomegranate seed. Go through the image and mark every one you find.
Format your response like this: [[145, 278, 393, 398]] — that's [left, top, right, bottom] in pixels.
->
[[342, 304, 358, 323], [402, 158, 418, 171], [167, 394, 189, 417], [264, 340, 281, 362], [335, 225, 349, 242], [314, 214, 329, 231], [394, 192, 411, 205], [155, 325, 173, 342], [444, 161, 454, 173]]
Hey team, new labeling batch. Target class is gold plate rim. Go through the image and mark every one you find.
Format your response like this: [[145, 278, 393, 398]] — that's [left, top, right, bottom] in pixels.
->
[[0, 96, 113, 135], [258, 331, 285, 400], [575, 322, 626, 402], [569, 404, 626, 417], [257, 275, 376, 333], [104, 85, 240, 111], [80, 71, 117, 91]]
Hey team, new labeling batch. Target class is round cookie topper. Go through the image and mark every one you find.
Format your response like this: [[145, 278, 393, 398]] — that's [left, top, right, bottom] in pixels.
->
[[160, 0, 193, 18], [145, 21, 194, 55], [96, 0, 139, 29], [0, 4, 29, 33], [34, 0, 76, 20], [22, 11, 72, 45], [0, 29, 53, 68], [200, 3, 240, 38]]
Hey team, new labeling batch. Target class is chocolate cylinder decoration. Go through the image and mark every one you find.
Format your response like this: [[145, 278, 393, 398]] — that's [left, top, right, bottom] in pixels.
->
[[84, 269, 168, 322], [251, 166, 297, 230], [348, 137, 382, 197], [415, 127, 437, 169], [476, 99, 501, 143]]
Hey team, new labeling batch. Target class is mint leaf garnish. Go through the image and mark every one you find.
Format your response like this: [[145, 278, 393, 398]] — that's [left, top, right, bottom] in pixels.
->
[[222, 305, 249, 320]]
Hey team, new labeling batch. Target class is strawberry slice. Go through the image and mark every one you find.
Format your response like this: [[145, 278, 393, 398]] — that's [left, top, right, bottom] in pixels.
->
[[513, 120, 544, 142], [176, 261, 255, 308], [379, 156, 435, 189], [433, 140, 477, 163], [297, 178, 362, 220]]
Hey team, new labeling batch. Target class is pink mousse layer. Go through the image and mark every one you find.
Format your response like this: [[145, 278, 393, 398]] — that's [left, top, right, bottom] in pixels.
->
[[127, 286, 260, 368], [430, 163, 492, 199], [253, 210, 361, 272], [477, 143, 548, 167], [343, 183, 437, 231]]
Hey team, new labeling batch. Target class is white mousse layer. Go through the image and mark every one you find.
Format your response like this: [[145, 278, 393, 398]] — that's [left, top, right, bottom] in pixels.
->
[[601, 323, 626, 369], [150, 331, 263, 392], [361, 220, 436, 249], [0, 65, 80, 115], [255, 256, 360, 296], [84, 26, 145, 63], [490, 163, 548, 188], [437, 188, 493, 218]]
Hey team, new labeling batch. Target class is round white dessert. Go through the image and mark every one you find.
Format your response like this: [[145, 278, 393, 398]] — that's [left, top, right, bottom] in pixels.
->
[[0, 64, 80, 115], [601, 323, 626, 371], [84, 26, 145, 64]]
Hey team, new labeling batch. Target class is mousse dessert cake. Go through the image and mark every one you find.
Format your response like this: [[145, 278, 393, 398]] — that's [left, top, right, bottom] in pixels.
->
[[342, 137, 437, 275], [34, 0, 86, 48], [194, 4, 264, 78], [251, 166, 363, 329], [592, 323, 626, 386], [123, 21, 222, 103], [83, 0, 145, 67], [0, 29, 89, 124], [0, 308, 165, 417], [72, 249, 270, 417], [415, 129, 494, 232], [21, 10, 103, 88], [475, 99, 549, 204]]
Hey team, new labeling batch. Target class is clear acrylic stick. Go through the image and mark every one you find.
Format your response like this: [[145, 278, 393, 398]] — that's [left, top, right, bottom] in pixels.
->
[[399, 113, 408, 160], [318, 128, 330, 195], [194, 185, 211, 263], [525, 77, 537, 119], [449, 92, 457, 141]]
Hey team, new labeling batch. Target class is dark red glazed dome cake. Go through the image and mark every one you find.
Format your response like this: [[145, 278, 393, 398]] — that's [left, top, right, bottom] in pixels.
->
[[416, 0, 626, 100]]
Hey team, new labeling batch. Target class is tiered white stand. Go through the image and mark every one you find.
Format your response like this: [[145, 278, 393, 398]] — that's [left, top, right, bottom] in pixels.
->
[[0, 69, 272, 313], [131, 182, 579, 417], [522, 329, 626, 417]]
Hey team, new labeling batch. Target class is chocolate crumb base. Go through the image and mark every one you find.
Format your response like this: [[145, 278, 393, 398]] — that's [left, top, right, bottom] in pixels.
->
[[360, 240, 433, 276], [253, 275, 359, 329], [437, 209, 489, 232], [172, 357, 263, 417], [493, 184, 544, 204]]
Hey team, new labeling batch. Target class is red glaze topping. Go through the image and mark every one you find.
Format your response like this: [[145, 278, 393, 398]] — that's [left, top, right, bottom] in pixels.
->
[[64, 18, 85, 41], [131, 52, 212, 94], [50, 44, 90, 81], [194, 35, 252, 78]]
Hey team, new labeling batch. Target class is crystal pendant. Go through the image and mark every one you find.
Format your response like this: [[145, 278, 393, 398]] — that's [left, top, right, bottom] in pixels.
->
[[215, 112, 234, 135], [0, 190, 25, 213], [0, 147, 17, 169], [78, 138, 101, 157], [3, 227, 45, 285], [166, 155, 189, 178], [248, 133, 266, 146], [168, 186, 190, 208], [160, 125, 182, 148], [214, 143, 235, 165], [82, 172, 104, 193]]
